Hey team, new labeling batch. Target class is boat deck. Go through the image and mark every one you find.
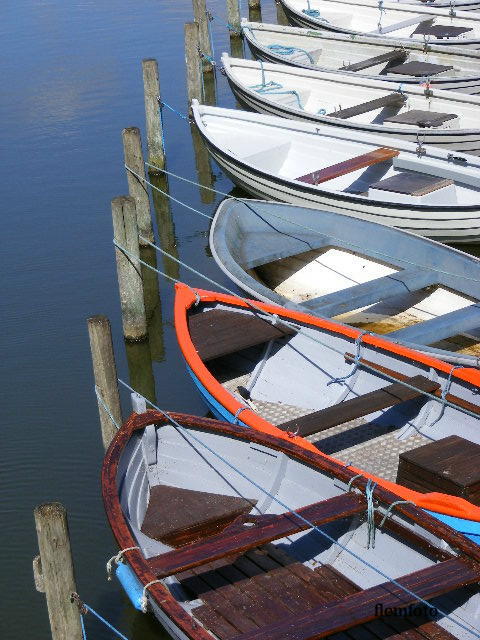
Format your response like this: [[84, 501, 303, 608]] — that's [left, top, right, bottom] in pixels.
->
[[210, 356, 429, 483]]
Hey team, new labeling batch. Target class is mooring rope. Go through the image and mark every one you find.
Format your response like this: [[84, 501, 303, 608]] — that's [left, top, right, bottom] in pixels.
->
[[72, 594, 130, 640], [114, 382, 480, 639]]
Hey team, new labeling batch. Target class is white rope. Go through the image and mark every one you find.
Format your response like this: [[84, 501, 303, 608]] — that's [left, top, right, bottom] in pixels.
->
[[140, 580, 164, 613], [106, 547, 140, 580], [95, 385, 121, 430]]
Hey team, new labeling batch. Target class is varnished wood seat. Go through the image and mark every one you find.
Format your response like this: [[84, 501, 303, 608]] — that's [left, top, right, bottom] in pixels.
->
[[327, 92, 406, 120], [370, 172, 454, 197], [296, 148, 399, 186], [387, 60, 454, 77], [384, 109, 457, 128], [339, 49, 407, 72], [278, 375, 440, 437], [141, 485, 256, 547]]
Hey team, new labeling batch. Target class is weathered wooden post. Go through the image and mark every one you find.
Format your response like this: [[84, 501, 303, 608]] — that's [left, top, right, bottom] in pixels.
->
[[87, 315, 123, 449], [192, 0, 214, 72], [122, 127, 154, 245], [111, 196, 148, 342], [226, 0, 241, 36], [33, 503, 83, 640], [249, 3, 262, 22], [185, 22, 203, 107], [249, 0, 261, 11], [142, 58, 165, 171]]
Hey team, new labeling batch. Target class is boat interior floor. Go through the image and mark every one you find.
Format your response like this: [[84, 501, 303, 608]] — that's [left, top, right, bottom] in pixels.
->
[[141, 484, 462, 640], [207, 345, 431, 483]]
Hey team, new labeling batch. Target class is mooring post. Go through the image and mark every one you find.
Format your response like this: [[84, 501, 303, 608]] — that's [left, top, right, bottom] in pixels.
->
[[122, 126, 154, 245], [87, 315, 123, 449], [226, 0, 241, 36], [33, 503, 83, 640], [111, 196, 148, 342], [185, 22, 203, 107], [192, 0, 214, 72], [142, 58, 165, 171]]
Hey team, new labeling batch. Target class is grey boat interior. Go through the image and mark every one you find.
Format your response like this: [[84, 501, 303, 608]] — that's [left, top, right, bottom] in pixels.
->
[[210, 199, 480, 360], [117, 418, 480, 638]]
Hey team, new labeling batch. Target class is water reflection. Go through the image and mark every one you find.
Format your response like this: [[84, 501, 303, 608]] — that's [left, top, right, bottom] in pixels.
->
[[249, 6, 262, 23], [140, 246, 165, 362], [149, 172, 180, 281], [125, 338, 156, 406], [230, 33, 244, 59], [201, 68, 217, 107]]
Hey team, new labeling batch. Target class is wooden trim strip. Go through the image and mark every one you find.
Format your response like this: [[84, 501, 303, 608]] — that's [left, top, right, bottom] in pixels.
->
[[147, 493, 365, 578], [233, 557, 480, 640]]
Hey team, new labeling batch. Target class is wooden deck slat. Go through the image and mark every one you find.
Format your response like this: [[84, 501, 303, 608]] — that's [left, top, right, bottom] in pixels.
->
[[188, 309, 293, 362], [233, 557, 480, 640], [148, 493, 366, 578], [345, 353, 480, 417], [278, 375, 440, 437], [327, 93, 406, 120], [193, 603, 240, 639], [296, 148, 399, 186], [339, 50, 407, 72]]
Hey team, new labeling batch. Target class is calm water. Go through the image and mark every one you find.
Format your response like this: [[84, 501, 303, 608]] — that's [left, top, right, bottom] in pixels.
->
[[0, 1, 276, 638]]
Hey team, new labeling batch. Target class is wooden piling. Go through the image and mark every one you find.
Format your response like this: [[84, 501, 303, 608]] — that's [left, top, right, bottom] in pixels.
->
[[34, 503, 83, 640], [111, 196, 148, 342], [249, 0, 261, 10], [226, 0, 241, 36], [142, 58, 165, 171], [185, 22, 203, 107], [87, 315, 123, 449], [122, 126, 154, 244], [192, 0, 214, 72]]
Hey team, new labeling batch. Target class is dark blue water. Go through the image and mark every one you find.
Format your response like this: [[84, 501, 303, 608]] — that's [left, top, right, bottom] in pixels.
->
[[0, 1, 276, 638]]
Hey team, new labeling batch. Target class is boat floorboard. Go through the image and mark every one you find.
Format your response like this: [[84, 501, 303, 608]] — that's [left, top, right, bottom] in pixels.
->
[[178, 543, 456, 639]]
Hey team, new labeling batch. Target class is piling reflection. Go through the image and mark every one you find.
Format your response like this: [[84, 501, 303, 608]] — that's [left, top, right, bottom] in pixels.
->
[[201, 68, 217, 107], [230, 34, 244, 59], [125, 338, 157, 406], [276, 1, 290, 26], [139, 245, 165, 362], [249, 6, 262, 23], [149, 171, 180, 281], [190, 123, 215, 204]]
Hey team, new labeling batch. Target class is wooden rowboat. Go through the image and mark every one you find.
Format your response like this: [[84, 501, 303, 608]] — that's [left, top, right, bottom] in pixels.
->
[[279, 0, 480, 48], [243, 21, 480, 94], [222, 54, 480, 153], [174, 282, 480, 533], [210, 198, 480, 360], [192, 101, 480, 244], [103, 409, 480, 639]]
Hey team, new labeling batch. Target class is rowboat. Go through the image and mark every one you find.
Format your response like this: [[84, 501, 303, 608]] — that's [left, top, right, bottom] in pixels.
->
[[222, 54, 480, 152], [399, 0, 480, 9], [279, 0, 480, 48], [242, 21, 480, 93], [192, 101, 480, 244], [210, 198, 480, 360], [174, 282, 480, 534], [103, 409, 480, 639]]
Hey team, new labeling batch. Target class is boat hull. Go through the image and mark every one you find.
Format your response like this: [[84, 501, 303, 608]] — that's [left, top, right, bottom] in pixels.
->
[[200, 133, 480, 244], [226, 75, 480, 154]]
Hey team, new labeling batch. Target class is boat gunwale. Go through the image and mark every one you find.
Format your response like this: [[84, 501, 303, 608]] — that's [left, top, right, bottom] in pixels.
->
[[174, 282, 480, 521]]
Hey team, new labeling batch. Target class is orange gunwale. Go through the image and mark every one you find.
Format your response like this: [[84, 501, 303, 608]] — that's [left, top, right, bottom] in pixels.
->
[[174, 282, 480, 522]]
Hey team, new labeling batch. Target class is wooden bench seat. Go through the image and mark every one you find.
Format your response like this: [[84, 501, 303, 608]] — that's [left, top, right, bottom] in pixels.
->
[[413, 23, 473, 39], [188, 309, 294, 362], [327, 92, 406, 120], [384, 109, 457, 128], [387, 60, 453, 77], [339, 49, 407, 72], [278, 375, 440, 437], [370, 172, 454, 196], [296, 147, 399, 186], [370, 16, 432, 35], [141, 484, 256, 547]]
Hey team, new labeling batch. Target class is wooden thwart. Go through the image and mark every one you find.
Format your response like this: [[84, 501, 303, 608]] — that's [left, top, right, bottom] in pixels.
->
[[278, 374, 439, 437], [188, 309, 294, 361], [327, 92, 406, 120], [339, 49, 407, 73], [296, 147, 399, 186], [234, 556, 480, 639], [147, 492, 365, 577]]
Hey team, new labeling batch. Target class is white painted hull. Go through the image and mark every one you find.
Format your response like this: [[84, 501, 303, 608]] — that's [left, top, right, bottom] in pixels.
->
[[223, 54, 480, 154], [192, 102, 480, 243], [280, 0, 480, 47], [243, 21, 480, 94]]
